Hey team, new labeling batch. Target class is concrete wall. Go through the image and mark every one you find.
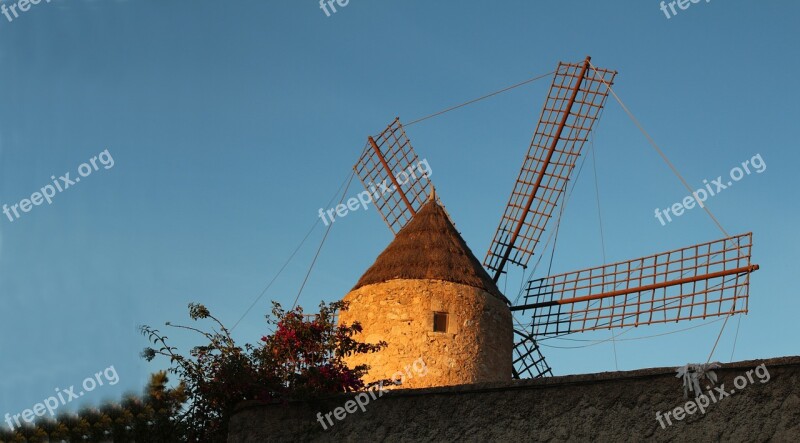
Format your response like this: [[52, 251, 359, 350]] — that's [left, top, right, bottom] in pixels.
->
[[339, 279, 512, 389], [228, 356, 800, 442]]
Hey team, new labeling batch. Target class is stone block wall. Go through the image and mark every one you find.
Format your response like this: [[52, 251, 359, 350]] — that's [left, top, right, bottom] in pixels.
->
[[338, 279, 512, 388], [228, 356, 800, 442]]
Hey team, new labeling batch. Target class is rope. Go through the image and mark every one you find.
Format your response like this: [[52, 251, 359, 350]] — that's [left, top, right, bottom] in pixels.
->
[[706, 308, 734, 363], [705, 282, 748, 364], [591, 138, 618, 370], [588, 61, 746, 365], [730, 313, 743, 361], [588, 62, 732, 240], [544, 197, 563, 285], [540, 327, 635, 349], [405, 71, 555, 127], [291, 171, 356, 309], [540, 317, 724, 349], [591, 146, 607, 267], [231, 170, 354, 331]]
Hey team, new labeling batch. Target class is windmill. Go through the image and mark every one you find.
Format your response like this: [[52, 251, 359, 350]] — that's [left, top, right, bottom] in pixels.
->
[[344, 56, 759, 381]]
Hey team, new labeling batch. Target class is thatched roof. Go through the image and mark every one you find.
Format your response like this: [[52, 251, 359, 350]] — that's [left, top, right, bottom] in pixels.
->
[[352, 200, 506, 301]]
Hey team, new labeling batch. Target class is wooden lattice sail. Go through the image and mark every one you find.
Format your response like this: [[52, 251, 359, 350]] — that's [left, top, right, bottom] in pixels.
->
[[353, 118, 435, 234], [513, 233, 759, 337], [484, 57, 617, 283]]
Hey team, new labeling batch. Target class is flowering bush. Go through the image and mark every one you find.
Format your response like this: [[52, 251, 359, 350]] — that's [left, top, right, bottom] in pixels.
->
[[139, 300, 385, 442]]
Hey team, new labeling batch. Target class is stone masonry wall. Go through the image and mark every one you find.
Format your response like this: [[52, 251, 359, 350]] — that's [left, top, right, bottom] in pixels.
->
[[228, 356, 800, 442], [338, 279, 513, 389]]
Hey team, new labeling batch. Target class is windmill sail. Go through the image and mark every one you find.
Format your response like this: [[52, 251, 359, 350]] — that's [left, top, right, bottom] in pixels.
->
[[484, 57, 617, 282], [354, 118, 435, 234], [513, 233, 759, 337], [513, 329, 553, 378]]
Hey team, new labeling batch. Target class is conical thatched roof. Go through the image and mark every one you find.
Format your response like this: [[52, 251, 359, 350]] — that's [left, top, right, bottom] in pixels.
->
[[352, 200, 506, 300]]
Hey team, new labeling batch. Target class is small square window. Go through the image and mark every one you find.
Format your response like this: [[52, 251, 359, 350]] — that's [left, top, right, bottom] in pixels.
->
[[433, 312, 448, 333]]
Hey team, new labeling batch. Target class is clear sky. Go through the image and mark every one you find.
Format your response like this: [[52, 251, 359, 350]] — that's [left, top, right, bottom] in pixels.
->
[[1, 0, 798, 418]]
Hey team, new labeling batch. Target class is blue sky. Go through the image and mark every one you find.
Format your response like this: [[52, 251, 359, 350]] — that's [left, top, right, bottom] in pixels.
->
[[0, 0, 797, 418]]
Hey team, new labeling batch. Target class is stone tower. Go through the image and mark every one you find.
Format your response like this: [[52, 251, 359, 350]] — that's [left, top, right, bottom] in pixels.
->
[[339, 200, 512, 389]]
